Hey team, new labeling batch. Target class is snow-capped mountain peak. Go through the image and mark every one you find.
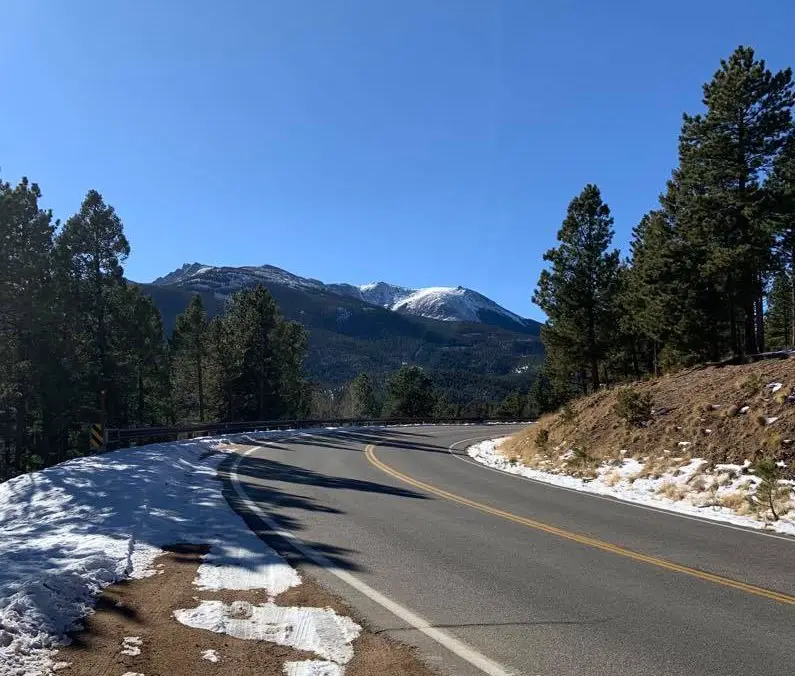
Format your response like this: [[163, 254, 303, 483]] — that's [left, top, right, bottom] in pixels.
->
[[390, 286, 527, 325], [151, 263, 531, 328]]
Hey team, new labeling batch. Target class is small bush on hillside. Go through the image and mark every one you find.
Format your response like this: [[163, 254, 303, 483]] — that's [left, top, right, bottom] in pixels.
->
[[613, 388, 654, 429], [763, 432, 783, 450], [560, 403, 576, 423], [751, 458, 791, 521], [738, 373, 764, 396], [565, 446, 595, 474], [534, 427, 550, 452]]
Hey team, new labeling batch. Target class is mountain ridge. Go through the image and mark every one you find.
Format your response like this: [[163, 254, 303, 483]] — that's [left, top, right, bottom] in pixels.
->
[[152, 262, 535, 329]]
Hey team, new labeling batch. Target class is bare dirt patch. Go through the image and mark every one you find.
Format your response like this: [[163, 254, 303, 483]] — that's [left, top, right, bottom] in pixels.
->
[[56, 543, 437, 676]]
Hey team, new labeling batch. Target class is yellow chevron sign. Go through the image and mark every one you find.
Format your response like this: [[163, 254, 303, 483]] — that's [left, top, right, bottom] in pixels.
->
[[89, 424, 104, 450]]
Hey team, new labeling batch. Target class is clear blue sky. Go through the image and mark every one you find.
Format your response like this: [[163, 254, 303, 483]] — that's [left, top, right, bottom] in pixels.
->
[[2, 1, 793, 321]]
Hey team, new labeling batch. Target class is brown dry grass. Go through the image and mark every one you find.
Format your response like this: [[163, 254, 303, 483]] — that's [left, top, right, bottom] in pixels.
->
[[503, 358, 795, 476], [657, 481, 689, 501]]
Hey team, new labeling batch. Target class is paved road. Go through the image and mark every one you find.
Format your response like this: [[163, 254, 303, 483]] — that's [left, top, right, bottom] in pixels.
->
[[224, 425, 795, 676]]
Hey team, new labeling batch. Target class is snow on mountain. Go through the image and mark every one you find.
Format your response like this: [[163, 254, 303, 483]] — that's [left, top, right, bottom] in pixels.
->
[[152, 263, 325, 295], [391, 286, 527, 325], [152, 264, 531, 328], [326, 281, 414, 308]]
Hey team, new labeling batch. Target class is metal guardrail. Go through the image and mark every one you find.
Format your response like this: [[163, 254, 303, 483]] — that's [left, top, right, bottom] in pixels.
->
[[107, 417, 532, 448]]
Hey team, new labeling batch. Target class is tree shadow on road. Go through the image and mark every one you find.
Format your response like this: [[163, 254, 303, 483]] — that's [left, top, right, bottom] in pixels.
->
[[218, 451, 429, 573]]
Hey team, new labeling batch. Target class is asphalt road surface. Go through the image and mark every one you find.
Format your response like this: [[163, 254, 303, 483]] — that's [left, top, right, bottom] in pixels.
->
[[224, 425, 795, 676]]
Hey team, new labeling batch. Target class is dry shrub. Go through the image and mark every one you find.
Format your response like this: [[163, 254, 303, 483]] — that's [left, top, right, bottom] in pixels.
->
[[602, 470, 622, 487], [718, 491, 751, 512], [763, 432, 783, 450], [688, 474, 708, 492], [634, 456, 678, 481], [657, 481, 688, 501], [534, 427, 549, 453], [560, 403, 576, 423]]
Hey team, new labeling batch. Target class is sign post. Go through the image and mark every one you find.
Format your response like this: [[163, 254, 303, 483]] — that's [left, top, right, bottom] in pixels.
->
[[89, 423, 105, 452]]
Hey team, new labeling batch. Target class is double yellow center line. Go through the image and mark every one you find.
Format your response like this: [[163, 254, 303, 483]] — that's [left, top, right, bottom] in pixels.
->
[[364, 444, 795, 606]]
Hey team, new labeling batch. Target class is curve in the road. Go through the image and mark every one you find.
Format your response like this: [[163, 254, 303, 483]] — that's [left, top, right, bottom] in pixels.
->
[[365, 444, 795, 606], [447, 436, 795, 543], [230, 436, 514, 676]]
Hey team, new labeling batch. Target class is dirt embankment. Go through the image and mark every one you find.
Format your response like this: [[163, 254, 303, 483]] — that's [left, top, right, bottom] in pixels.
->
[[505, 358, 795, 475]]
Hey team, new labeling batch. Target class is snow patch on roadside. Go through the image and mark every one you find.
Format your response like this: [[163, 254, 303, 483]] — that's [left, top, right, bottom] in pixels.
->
[[0, 434, 300, 675], [284, 660, 344, 676], [174, 600, 360, 665], [194, 543, 299, 595], [120, 636, 142, 656], [201, 648, 219, 662], [468, 438, 795, 536]]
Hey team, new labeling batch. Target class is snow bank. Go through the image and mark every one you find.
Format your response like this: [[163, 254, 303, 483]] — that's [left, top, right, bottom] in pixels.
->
[[468, 438, 795, 536], [0, 436, 299, 675], [284, 661, 344, 676], [174, 600, 360, 664]]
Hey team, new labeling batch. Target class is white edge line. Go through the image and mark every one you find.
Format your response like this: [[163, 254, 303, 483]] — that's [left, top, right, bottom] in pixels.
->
[[447, 433, 795, 544], [229, 439, 515, 676]]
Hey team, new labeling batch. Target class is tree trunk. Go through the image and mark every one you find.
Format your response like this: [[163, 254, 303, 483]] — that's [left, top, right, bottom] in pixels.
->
[[652, 340, 658, 376], [755, 283, 765, 354], [196, 349, 205, 423], [137, 362, 144, 425], [590, 356, 600, 391], [744, 298, 757, 357], [729, 302, 739, 358], [790, 258, 795, 346]]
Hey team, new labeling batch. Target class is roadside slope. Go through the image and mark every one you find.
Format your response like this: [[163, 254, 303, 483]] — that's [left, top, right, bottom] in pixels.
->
[[493, 359, 795, 533]]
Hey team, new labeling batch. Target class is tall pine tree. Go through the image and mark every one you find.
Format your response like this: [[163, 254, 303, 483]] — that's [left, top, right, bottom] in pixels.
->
[[533, 184, 620, 392], [666, 46, 793, 357], [55, 190, 131, 427], [350, 373, 378, 417], [171, 295, 211, 422], [0, 177, 56, 476]]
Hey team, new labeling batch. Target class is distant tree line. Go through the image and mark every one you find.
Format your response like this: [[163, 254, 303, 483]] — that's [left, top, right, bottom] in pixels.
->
[[535, 46, 795, 404], [311, 366, 538, 421]]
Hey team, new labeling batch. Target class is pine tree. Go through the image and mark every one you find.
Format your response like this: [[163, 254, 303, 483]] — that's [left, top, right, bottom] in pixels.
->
[[213, 285, 309, 421], [533, 184, 621, 392], [765, 272, 793, 348], [119, 286, 170, 425], [272, 318, 310, 418], [384, 366, 436, 418], [350, 373, 378, 418], [496, 391, 524, 418], [0, 177, 56, 476], [55, 190, 131, 426], [668, 46, 794, 357], [769, 135, 795, 342], [171, 295, 211, 421], [751, 457, 790, 520]]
